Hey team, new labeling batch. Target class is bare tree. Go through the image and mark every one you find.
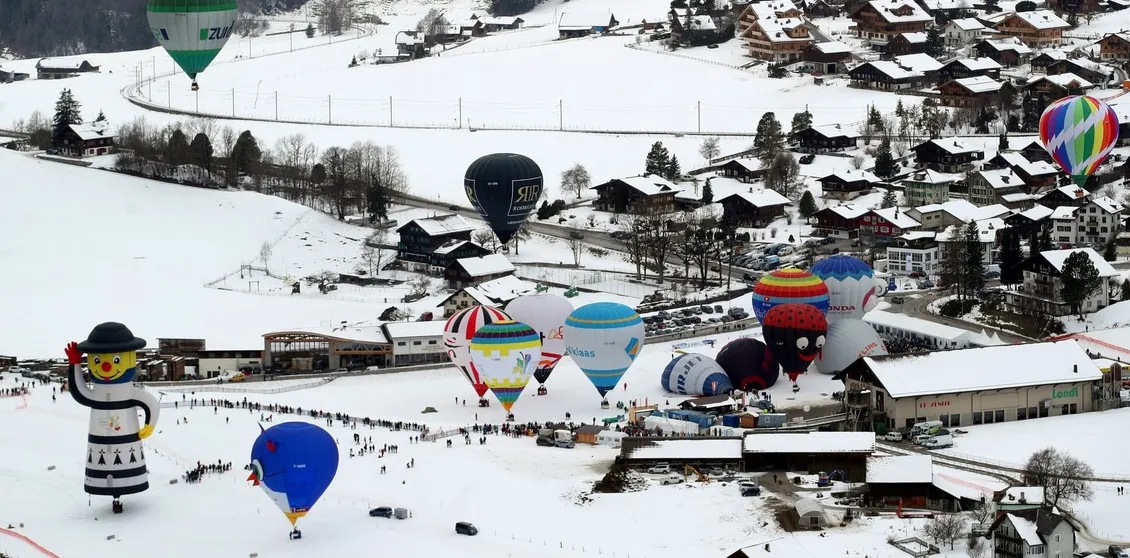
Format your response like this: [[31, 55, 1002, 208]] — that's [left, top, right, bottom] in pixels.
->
[[566, 223, 585, 266], [415, 8, 448, 36], [619, 213, 650, 279], [644, 213, 674, 282], [1023, 447, 1095, 508], [473, 229, 501, 252], [968, 498, 994, 526], [966, 537, 987, 558], [699, 136, 721, 164], [510, 221, 532, 255], [409, 276, 431, 297], [361, 229, 388, 275], [259, 241, 273, 275], [923, 514, 966, 550], [764, 152, 803, 199], [560, 163, 591, 199], [851, 154, 866, 169]]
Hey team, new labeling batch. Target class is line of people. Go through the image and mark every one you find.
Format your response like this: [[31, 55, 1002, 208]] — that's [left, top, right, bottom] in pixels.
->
[[184, 459, 233, 483]]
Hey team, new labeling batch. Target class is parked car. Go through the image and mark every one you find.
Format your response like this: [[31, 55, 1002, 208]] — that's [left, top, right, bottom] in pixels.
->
[[660, 474, 684, 485], [923, 433, 954, 449], [648, 463, 672, 474], [799, 154, 815, 164], [369, 506, 393, 518], [536, 437, 555, 447], [610, 231, 631, 240], [455, 522, 479, 536], [447, 204, 461, 211], [880, 431, 904, 442], [1110, 545, 1128, 558]]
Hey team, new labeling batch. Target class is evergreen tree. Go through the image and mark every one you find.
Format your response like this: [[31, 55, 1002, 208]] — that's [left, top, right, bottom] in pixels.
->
[[367, 183, 393, 222], [880, 188, 897, 208], [51, 88, 82, 148], [1038, 227, 1053, 252], [667, 155, 682, 180], [645, 141, 671, 176], [867, 104, 885, 133], [701, 179, 714, 204], [93, 110, 107, 127], [230, 130, 262, 177], [964, 220, 986, 296], [999, 229, 1023, 285], [798, 190, 818, 220], [767, 63, 789, 78], [310, 162, 327, 185], [1060, 250, 1102, 316], [1104, 240, 1117, 262], [789, 106, 813, 142], [165, 129, 189, 166], [998, 131, 1009, 151], [1122, 279, 1130, 301], [873, 136, 898, 179], [189, 133, 214, 172], [753, 112, 785, 163], [894, 99, 906, 119], [925, 25, 944, 57]]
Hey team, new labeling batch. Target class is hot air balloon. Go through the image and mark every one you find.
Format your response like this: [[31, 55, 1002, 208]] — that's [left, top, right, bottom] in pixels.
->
[[444, 305, 510, 402], [752, 268, 830, 322], [1040, 95, 1120, 188], [810, 255, 887, 323], [464, 153, 543, 245], [504, 293, 573, 392], [564, 302, 644, 403], [814, 320, 888, 376], [762, 303, 827, 385], [661, 353, 733, 396], [468, 320, 541, 415], [147, 0, 239, 91], [248, 422, 338, 538], [714, 337, 780, 391]]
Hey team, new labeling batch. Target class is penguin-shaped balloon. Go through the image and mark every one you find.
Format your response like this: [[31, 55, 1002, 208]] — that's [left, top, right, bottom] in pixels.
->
[[248, 422, 339, 532]]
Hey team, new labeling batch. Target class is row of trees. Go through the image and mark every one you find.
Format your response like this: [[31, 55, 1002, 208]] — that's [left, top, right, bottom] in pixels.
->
[[618, 209, 745, 288]]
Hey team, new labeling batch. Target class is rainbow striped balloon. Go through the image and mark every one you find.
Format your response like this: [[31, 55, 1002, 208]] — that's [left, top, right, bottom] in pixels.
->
[[468, 320, 541, 413], [752, 268, 830, 322], [1039, 95, 1120, 187]]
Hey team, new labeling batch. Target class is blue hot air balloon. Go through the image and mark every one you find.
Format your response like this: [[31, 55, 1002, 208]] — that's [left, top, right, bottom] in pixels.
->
[[248, 422, 339, 532], [661, 353, 733, 396], [810, 255, 887, 323], [564, 302, 644, 400]]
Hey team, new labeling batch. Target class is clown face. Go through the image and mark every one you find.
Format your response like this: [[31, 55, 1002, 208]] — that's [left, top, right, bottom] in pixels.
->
[[86, 352, 138, 384]]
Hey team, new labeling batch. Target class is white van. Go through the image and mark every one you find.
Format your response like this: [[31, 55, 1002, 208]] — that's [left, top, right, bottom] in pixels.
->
[[923, 433, 953, 449], [910, 421, 943, 437], [660, 474, 684, 485]]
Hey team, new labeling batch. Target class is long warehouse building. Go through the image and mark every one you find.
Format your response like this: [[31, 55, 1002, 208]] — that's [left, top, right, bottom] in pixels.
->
[[840, 340, 1104, 432]]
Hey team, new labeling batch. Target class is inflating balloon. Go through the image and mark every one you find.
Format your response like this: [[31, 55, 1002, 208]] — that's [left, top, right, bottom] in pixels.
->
[[714, 337, 780, 391], [248, 422, 339, 528], [465, 153, 543, 245], [810, 255, 887, 323], [814, 320, 888, 375], [444, 305, 510, 399], [752, 268, 830, 322], [564, 302, 645, 399], [468, 320, 541, 412], [147, 0, 239, 91], [504, 293, 573, 386], [661, 353, 733, 396], [1039, 95, 1119, 187], [762, 303, 828, 384]]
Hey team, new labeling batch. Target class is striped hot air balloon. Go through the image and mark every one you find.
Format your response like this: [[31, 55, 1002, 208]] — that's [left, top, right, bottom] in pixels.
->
[[751, 268, 831, 322], [1039, 95, 1120, 188], [444, 305, 510, 399], [468, 320, 541, 413], [147, 0, 239, 91]]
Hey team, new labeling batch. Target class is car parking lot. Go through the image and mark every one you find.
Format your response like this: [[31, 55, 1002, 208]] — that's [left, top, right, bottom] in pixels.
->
[[641, 304, 749, 338]]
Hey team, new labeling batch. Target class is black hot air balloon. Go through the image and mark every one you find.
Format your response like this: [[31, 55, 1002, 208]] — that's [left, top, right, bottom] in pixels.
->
[[464, 153, 544, 245], [762, 303, 827, 385], [715, 338, 780, 391]]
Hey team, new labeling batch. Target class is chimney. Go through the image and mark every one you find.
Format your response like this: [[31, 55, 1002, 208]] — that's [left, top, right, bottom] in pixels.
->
[[749, 187, 753, 193], [1019, 491, 1026, 503], [1074, 364, 1078, 373]]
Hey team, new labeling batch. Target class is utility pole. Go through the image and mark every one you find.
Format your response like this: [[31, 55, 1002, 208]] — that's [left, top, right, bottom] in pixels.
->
[[458, 98, 462, 129], [697, 101, 701, 133], [328, 95, 332, 124], [167, 85, 171, 108], [275, 91, 279, 120], [558, 99, 563, 131], [195, 89, 199, 113], [232, 88, 236, 116], [389, 96, 393, 126]]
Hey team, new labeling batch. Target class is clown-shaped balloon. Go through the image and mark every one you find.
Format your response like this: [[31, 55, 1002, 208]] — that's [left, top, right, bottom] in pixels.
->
[[248, 422, 339, 528], [751, 268, 830, 322], [444, 305, 510, 399], [65, 322, 161, 509], [810, 255, 888, 323], [468, 320, 541, 412], [762, 304, 828, 384]]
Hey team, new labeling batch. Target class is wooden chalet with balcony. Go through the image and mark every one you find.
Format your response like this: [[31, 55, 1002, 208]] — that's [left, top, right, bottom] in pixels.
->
[[480, 16, 525, 32], [718, 189, 792, 227], [937, 57, 1002, 82], [394, 214, 478, 273], [443, 254, 516, 290], [812, 204, 870, 238], [803, 41, 853, 74], [1097, 33, 1130, 63], [936, 76, 1007, 108], [972, 38, 1033, 66], [715, 158, 766, 183], [743, 17, 813, 62], [57, 124, 116, 157], [591, 174, 678, 214], [736, 0, 804, 33], [848, 0, 932, 45], [35, 58, 99, 80], [911, 138, 984, 173], [848, 60, 926, 90], [1029, 51, 1067, 73], [797, 123, 859, 153], [1024, 73, 1095, 99], [860, 207, 921, 244], [884, 31, 927, 55], [1044, 58, 1115, 86], [987, 151, 1062, 192], [993, 10, 1069, 47], [818, 169, 882, 200]]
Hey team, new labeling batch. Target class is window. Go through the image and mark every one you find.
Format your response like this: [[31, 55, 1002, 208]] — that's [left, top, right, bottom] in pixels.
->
[[1039, 405, 1049, 418], [397, 341, 406, 347], [1029, 406, 1037, 419], [949, 413, 960, 427], [1069, 403, 1077, 414], [1017, 407, 1026, 420], [940, 414, 949, 427], [1060, 404, 1068, 415], [983, 411, 993, 424], [973, 411, 983, 425], [995, 409, 1005, 423], [906, 418, 917, 428], [428, 340, 437, 345], [413, 341, 422, 346], [1054, 534, 1060, 543]]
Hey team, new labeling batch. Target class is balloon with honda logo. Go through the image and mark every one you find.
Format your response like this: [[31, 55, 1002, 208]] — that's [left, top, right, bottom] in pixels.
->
[[814, 320, 888, 375], [810, 255, 888, 323]]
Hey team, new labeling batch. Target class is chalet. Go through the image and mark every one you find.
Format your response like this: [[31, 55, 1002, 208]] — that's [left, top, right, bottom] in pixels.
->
[[591, 174, 678, 214], [1029, 50, 1067, 73], [431, 239, 491, 272], [57, 124, 116, 158], [937, 57, 1002, 82], [1115, 104, 1130, 147], [818, 169, 882, 200], [438, 276, 536, 317], [813, 204, 869, 238], [718, 189, 792, 227], [742, 17, 813, 62], [1024, 73, 1095, 100], [987, 151, 1062, 192], [557, 12, 618, 39], [967, 168, 1024, 206], [848, 0, 932, 45], [907, 198, 981, 231], [429, 24, 464, 44], [860, 207, 920, 245], [1046, 0, 1105, 12], [1004, 204, 1054, 239], [803, 0, 841, 18], [1097, 33, 1130, 63], [884, 31, 927, 55], [1018, 140, 1054, 164], [673, 14, 721, 45], [973, 37, 1033, 66], [993, 10, 1069, 48], [737, 0, 804, 33], [911, 138, 984, 173], [848, 60, 925, 90], [989, 510, 1076, 558], [715, 158, 766, 183], [480, 16, 525, 32], [999, 192, 1040, 210], [395, 32, 426, 59], [796, 123, 859, 152], [1008, 248, 1118, 316], [901, 169, 963, 207], [394, 214, 477, 273], [802, 41, 853, 74], [36, 58, 100, 80], [936, 76, 1005, 108], [894, 53, 944, 84], [1039, 185, 1090, 209], [1044, 58, 1115, 87], [443, 254, 516, 289], [0, 66, 29, 83], [942, 18, 988, 48], [457, 18, 486, 38]]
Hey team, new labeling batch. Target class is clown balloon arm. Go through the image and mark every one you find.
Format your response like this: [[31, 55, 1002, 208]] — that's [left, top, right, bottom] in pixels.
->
[[66, 362, 133, 411], [130, 387, 160, 439]]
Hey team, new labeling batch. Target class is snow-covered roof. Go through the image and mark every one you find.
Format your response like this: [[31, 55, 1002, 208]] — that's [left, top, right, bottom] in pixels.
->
[[813, 40, 853, 54], [629, 438, 744, 460], [895, 53, 943, 73], [687, 14, 718, 31], [481, 16, 523, 25], [399, 213, 475, 236], [809, 123, 858, 139], [719, 189, 792, 208], [1000, 193, 1038, 204], [743, 431, 876, 453], [946, 17, 986, 31], [870, 207, 920, 229], [950, 57, 1002, 72], [1050, 205, 1078, 220], [1007, 9, 1070, 30], [1027, 71, 1094, 89], [865, 309, 985, 342], [265, 322, 389, 344], [718, 158, 764, 173], [866, 455, 933, 483], [1055, 328, 1130, 361], [949, 75, 1003, 94], [453, 254, 515, 277], [1000, 486, 1045, 505], [898, 31, 928, 43], [1038, 247, 1120, 277], [976, 168, 1023, 189], [932, 472, 996, 500], [918, 137, 981, 155], [383, 320, 447, 340], [795, 498, 824, 516], [396, 33, 424, 45], [558, 11, 614, 30], [1091, 195, 1120, 214], [748, 0, 802, 20], [821, 204, 870, 219], [821, 169, 880, 184], [759, 18, 812, 43], [865, 60, 924, 80], [857, 340, 1103, 398], [1019, 204, 1054, 221], [68, 124, 117, 141], [432, 239, 473, 255], [921, 0, 964, 10], [1007, 514, 1044, 546], [37, 58, 94, 70], [458, 275, 537, 307], [938, 217, 1008, 243], [599, 174, 679, 196], [1046, 184, 1090, 202], [903, 169, 963, 186], [982, 37, 1033, 54], [1033, 50, 1069, 61], [994, 151, 1060, 177], [898, 230, 937, 241], [864, 0, 932, 23]]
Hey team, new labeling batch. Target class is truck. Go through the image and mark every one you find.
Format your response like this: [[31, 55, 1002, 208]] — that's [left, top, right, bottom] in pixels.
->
[[756, 413, 788, 428], [909, 421, 943, 437], [553, 429, 575, 448]]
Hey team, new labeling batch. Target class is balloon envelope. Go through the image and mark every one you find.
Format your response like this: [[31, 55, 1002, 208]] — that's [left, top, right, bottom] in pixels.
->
[[661, 353, 733, 396], [1039, 95, 1119, 187], [468, 320, 541, 412], [464, 153, 543, 244], [752, 268, 830, 322], [814, 320, 888, 375], [810, 255, 886, 323], [762, 303, 828, 383], [147, 0, 238, 83], [444, 305, 510, 398], [505, 293, 573, 385], [715, 337, 780, 391], [564, 302, 645, 398], [249, 422, 338, 526]]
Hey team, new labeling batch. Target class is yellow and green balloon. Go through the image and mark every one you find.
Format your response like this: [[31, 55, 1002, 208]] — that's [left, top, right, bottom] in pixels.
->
[[147, 0, 238, 91]]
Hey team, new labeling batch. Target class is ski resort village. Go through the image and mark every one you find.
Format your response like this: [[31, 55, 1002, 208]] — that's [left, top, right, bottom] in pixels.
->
[[7, 0, 1130, 556]]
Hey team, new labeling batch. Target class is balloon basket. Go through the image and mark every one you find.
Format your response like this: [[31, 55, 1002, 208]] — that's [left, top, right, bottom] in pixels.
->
[[505, 413, 515, 422], [289, 528, 302, 540], [477, 398, 490, 408], [111, 499, 123, 514], [191, 81, 199, 92], [600, 399, 610, 410], [536, 386, 547, 396]]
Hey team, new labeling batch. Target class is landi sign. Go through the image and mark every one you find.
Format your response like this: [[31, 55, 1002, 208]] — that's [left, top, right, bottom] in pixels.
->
[[1052, 387, 1078, 400]]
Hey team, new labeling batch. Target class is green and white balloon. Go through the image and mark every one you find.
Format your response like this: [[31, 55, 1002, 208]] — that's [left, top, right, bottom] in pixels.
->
[[147, 0, 238, 90]]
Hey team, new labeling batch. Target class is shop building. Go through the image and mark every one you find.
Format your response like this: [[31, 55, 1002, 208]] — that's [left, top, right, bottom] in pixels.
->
[[262, 322, 391, 372]]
